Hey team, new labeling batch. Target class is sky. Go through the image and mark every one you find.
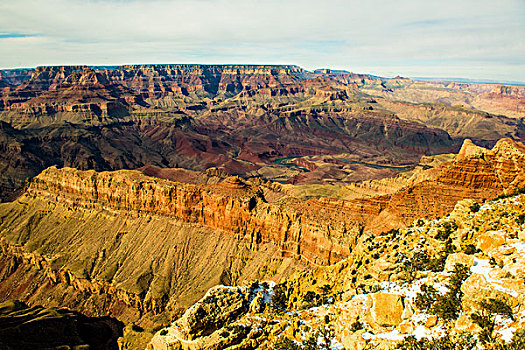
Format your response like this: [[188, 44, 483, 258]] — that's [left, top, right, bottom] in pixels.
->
[[1, 0, 524, 82]]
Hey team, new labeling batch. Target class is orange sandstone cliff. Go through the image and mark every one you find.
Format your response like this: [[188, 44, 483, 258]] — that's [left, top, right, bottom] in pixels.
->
[[0, 139, 524, 328]]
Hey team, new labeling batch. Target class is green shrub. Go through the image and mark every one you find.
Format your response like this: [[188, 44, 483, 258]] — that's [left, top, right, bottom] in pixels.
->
[[303, 291, 318, 303], [301, 291, 323, 308], [427, 253, 448, 272], [275, 337, 301, 350], [415, 284, 437, 312], [403, 238, 458, 280], [320, 284, 331, 295], [349, 320, 363, 332], [517, 213, 525, 225], [471, 298, 514, 344], [414, 264, 470, 320], [302, 335, 319, 350], [448, 263, 470, 291], [432, 293, 462, 320], [435, 221, 457, 240], [463, 244, 477, 255], [434, 263, 470, 320], [271, 284, 288, 312], [396, 333, 476, 350]]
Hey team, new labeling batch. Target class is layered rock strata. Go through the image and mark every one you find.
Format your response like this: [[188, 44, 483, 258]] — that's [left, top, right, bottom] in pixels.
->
[[0, 139, 524, 346], [148, 192, 525, 350]]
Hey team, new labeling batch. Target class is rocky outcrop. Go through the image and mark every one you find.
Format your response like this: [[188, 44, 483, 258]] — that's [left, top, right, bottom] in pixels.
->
[[0, 139, 524, 349], [0, 139, 523, 326], [0, 184, 310, 325], [1, 64, 308, 110], [22, 137, 525, 267], [148, 192, 525, 350]]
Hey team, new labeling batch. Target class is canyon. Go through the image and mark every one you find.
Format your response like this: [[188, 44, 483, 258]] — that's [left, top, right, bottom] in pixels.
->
[[0, 64, 524, 349], [0, 138, 524, 348], [149, 190, 525, 350], [0, 65, 524, 202]]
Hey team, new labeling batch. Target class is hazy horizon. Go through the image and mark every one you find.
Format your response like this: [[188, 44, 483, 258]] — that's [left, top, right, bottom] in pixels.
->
[[2, 63, 525, 86], [1, 0, 523, 82]]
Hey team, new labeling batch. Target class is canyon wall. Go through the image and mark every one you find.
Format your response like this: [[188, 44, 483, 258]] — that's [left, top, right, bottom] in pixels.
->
[[1, 139, 524, 328]]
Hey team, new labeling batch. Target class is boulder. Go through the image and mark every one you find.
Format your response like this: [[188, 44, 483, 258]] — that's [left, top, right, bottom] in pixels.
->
[[399, 321, 415, 334], [477, 231, 506, 252], [455, 314, 479, 333], [342, 330, 369, 350], [370, 293, 404, 327], [444, 253, 475, 272], [175, 286, 248, 340], [425, 315, 438, 328]]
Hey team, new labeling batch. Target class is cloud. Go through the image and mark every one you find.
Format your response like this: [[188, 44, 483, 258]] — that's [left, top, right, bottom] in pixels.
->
[[0, 0, 524, 81]]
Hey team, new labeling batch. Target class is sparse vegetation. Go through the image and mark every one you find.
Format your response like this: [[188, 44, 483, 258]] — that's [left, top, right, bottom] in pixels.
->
[[395, 333, 476, 350], [415, 263, 470, 320], [414, 284, 437, 311], [463, 244, 478, 255], [471, 298, 514, 344], [271, 283, 288, 313], [402, 245, 452, 281], [275, 337, 301, 350], [435, 221, 457, 241], [470, 202, 480, 213], [302, 291, 321, 308], [349, 320, 364, 332]]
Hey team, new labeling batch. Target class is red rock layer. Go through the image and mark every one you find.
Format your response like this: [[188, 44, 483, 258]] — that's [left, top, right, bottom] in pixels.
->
[[0, 139, 524, 327], [25, 139, 525, 266]]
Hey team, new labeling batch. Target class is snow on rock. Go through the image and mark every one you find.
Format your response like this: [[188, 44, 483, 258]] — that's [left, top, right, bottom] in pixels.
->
[[471, 258, 492, 276], [470, 258, 519, 297], [510, 241, 525, 253], [498, 327, 516, 343]]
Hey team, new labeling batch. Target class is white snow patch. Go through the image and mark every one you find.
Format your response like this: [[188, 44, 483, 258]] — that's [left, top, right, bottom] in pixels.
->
[[351, 293, 369, 300], [479, 203, 491, 211], [471, 258, 491, 276], [511, 242, 525, 253], [361, 330, 405, 342], [471, 259, 519, 297], [316, 335, 345, 350], [377, 329, 405, 341], [433, 282, 449, 295], [412, 313, 430, 324], [498, 327, 516, 343], [330, 340, 345, 349], [362, 332, 375, 340], [495, 315, 513, 326], [379, 278, 429, 301], [413, 325, 428, 340]]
